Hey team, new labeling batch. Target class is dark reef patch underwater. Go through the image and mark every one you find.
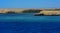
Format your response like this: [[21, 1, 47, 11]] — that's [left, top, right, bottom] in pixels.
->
[[0, 14, 60, 33]]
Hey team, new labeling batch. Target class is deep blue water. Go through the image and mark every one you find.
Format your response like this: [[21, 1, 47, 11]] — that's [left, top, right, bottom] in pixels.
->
[[0, 14, 60, 33]]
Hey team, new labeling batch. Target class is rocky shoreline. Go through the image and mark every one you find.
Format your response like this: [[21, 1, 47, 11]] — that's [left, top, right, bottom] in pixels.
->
[[34, 14, 60, 16], [0, 8, 60, 16]]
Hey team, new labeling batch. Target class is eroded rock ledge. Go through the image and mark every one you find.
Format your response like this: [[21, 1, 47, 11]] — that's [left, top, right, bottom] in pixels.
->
[[34, 11, 60, 16]]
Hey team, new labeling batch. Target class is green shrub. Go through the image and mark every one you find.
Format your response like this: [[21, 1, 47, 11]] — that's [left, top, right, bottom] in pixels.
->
[[22, 9, 42, 13]]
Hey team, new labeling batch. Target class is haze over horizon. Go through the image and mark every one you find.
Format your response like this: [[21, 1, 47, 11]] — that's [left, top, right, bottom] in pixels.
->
[[0, 0, 60, 8]]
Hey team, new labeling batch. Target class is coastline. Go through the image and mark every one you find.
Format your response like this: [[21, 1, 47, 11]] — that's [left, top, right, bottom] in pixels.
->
[[0, 8, 60, 16]]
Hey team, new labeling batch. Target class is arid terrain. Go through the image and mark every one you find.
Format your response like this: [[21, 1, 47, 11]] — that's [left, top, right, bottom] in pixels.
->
[[0, 8, 60, 14]]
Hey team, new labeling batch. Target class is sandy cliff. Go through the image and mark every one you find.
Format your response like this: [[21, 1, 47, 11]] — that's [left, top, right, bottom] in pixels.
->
[[39, 11, 60, 15]]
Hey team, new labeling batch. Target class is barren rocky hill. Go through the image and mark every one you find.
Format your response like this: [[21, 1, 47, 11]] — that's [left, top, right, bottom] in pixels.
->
[[0, 8, 60, 13]]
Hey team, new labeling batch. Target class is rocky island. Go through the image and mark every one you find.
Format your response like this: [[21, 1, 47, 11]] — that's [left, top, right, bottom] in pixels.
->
[[0, 8, 60, 16]]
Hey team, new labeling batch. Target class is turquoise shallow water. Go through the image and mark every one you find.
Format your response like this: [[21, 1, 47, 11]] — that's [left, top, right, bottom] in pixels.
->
[[0, 14, 60, 33]]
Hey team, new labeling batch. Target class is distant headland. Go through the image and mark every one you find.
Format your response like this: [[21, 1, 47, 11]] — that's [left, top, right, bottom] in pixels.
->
[[0, 8, 60, 16], [0, 8, 42, 13]]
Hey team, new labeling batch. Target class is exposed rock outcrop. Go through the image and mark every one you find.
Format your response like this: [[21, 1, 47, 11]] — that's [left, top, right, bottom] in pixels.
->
[[34, 11, 60, 16]]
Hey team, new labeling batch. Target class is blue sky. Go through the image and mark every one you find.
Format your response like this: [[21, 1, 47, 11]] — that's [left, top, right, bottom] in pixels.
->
[[0, 0, 60, 8]]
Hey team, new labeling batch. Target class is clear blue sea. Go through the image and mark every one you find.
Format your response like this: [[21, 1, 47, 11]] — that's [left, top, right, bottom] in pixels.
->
[[0, 13, 60, 33]]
